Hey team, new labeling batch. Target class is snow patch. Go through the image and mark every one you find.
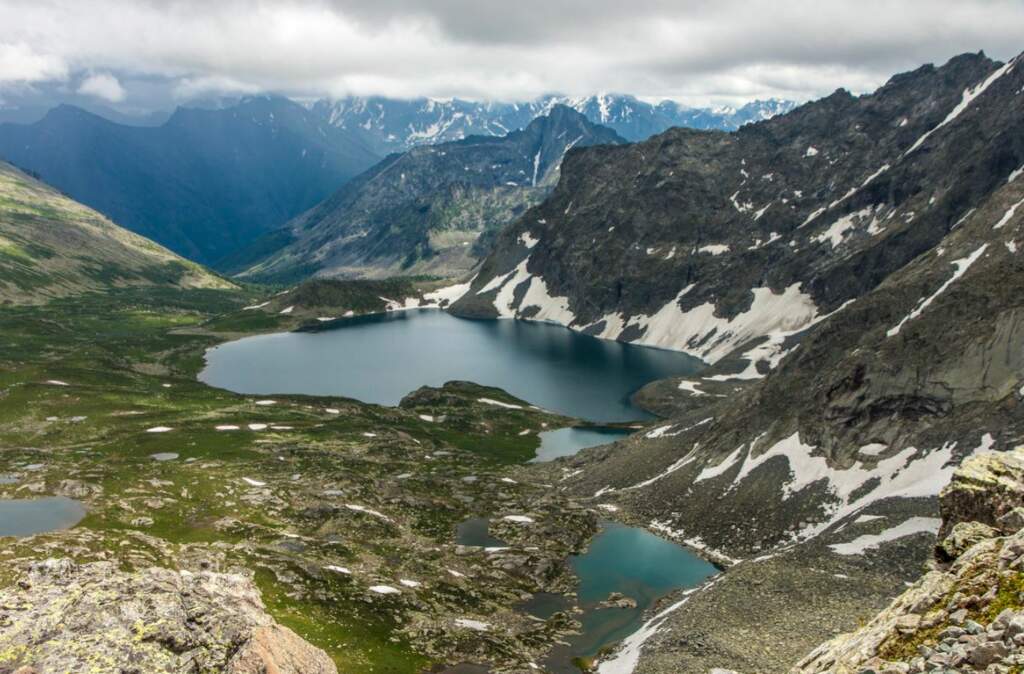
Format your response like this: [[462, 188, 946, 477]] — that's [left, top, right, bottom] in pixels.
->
[[369, 585, 401, 595], [346, 504, 392, 522], [829, 517, 941, 555], [677, 380, 707, 396], [519, 231, 540, 249], [478, 397, 523, 410], [697, 244, 730, 256], [455, 618, 490, 631], [887, 244, 987, 337], [994, 198, 1024, 230]]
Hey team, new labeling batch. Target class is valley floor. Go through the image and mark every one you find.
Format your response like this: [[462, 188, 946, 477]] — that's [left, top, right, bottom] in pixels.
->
[[0, 287, 948, 674], [0, 288, 600, 673]]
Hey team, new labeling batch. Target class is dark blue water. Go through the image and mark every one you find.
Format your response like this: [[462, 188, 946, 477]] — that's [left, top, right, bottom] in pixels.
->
[[0, 496, 86, 537], [199, 310, 703, 422]]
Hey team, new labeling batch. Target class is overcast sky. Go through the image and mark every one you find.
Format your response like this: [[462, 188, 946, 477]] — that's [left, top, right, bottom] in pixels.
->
[[0, 0, 1021, 112]]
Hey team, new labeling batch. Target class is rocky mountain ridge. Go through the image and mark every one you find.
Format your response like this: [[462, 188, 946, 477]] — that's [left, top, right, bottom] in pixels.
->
[[233, 106, 625, 281], [438, 49, 1024, 673], [312, 94, 796, 152], [452, 50, 1022, 378]]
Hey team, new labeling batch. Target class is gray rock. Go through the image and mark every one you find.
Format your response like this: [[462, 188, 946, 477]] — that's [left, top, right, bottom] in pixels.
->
[[936, 522, 999, 562], [0, 558, 338, 674], [969, 641, 1009, 668]]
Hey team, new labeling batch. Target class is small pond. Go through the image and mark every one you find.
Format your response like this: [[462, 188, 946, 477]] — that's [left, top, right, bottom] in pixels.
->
[[0, 496, 87, 537], [457, 519, 717, 670], [455, 517, 508, 548]]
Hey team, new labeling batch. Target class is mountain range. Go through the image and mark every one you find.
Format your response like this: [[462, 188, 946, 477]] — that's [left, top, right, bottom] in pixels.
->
[[312, 94, 795, 153], [0, 93, 793, 268], [230, 105, 625, 282], [0, 98, 382, 265], [449, 48, 1024, 671]]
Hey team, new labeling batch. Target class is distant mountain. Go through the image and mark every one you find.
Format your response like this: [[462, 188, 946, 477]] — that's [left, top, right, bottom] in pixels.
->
[[311, 94, 796, 152], [0, 161, 231, 304], [0, 96, 381, 264], [232, 105, 625, 282]]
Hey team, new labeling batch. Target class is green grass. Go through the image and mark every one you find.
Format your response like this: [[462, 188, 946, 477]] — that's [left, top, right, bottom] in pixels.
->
[[0, 286, 585, 672]]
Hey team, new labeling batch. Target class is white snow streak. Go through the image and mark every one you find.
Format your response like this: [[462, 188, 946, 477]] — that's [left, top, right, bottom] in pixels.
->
[[887, 244, 987, 337], [903, 59, 1016, 157], [829, 517, 941, 555]]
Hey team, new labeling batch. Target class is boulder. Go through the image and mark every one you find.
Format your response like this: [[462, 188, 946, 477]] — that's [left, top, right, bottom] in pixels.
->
[[938, 448, 1024, 539], [935, 521, 999, 562], [0, 558, 338, 674]]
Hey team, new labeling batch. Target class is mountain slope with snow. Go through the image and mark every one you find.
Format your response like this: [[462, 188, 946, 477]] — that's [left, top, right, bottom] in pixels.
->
[[233, 106, 625, 281], [481, 50, 1024, 674], [311, 94, 795, 152]]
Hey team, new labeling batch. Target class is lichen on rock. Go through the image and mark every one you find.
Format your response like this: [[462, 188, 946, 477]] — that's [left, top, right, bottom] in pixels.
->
[[0, 558, 337, 674]]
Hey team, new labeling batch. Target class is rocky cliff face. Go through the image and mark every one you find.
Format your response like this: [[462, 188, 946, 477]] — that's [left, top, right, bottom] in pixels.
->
[[536, 55, 1024, 563], [453, 51, 1022, 372], [794, 448, 1024, 674], [236, 106, 624, 281], [472, 51, 1024, 674], [0, 558, 337, 674]]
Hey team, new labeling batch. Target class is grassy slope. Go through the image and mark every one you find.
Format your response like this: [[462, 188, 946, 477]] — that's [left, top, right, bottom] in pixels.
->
[[0, 162, 233, 305]]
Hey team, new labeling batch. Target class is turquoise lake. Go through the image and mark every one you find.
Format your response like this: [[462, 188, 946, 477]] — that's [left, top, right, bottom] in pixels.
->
[[565, 522, 718, 661], [458, 519, 717, 670], [199, 310, 703, 422]]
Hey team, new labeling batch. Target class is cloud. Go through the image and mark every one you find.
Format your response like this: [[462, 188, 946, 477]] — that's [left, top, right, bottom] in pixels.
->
[[77, 72, 126, 102], [0, 42, 67, 83], [0, 0, 1020, 107]]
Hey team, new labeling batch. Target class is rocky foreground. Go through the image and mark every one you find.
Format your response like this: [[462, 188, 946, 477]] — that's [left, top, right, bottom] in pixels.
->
[[793, 448, 1024, 674], [0, 558, 336, 674]]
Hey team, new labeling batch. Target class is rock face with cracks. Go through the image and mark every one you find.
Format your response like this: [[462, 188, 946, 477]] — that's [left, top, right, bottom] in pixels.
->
[[0, 558, 338, 674]]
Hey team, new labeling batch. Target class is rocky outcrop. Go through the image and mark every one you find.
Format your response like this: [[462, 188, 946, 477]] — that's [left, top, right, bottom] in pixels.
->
[[0, 558, 337, 674], [938, 449, 1024, 539], [793, 448, 1024, 674]]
